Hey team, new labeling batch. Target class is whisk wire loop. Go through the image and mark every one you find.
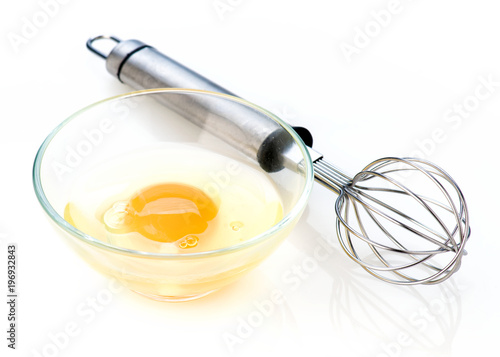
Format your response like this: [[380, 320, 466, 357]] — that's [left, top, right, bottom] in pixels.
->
[[313, 156, 469, 285]]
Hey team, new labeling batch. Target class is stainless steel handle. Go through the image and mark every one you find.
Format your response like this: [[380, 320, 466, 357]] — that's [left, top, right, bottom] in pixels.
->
[[87, 36, 300, 172]]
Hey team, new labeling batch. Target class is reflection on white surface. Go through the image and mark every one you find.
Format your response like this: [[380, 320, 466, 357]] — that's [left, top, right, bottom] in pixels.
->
[[329, 270, 464, 356], [286, 204, 465, 357], [121, 265, 303, 357]]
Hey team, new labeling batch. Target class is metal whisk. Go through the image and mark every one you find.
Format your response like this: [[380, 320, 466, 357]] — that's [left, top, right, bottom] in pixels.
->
[[311, 150, 469, 285], [87, 35, 470, 285]]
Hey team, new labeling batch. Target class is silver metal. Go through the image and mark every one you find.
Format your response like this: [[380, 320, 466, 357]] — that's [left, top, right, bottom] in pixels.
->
[[86, 35, 121, 59], [315, 157, 469, 285], [306, 146, 324, 164], [100, 37, 292, 173], [87, 36, 470, 285]]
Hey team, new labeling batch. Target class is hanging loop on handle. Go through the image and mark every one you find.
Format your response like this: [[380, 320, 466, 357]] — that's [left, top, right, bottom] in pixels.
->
[[86, 35, 121, 59]]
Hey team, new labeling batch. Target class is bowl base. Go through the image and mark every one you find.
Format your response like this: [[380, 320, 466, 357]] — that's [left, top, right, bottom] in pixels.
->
[[131, 289, 218, 302]]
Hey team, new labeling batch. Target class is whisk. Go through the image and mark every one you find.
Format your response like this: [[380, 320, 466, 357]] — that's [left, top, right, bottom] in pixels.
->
[[311, 151, 469, 285], [87, 35, 470, 285]]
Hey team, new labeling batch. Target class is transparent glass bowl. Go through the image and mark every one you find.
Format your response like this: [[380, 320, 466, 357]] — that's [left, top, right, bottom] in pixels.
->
[[33, 89, 313, 302]]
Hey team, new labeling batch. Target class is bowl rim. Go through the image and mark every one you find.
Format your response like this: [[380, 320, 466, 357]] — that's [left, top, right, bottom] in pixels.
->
[[33, 88, 314, 259]]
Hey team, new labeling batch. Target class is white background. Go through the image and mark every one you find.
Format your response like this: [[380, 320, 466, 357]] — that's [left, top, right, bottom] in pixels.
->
[[0, 0, 498, 356]]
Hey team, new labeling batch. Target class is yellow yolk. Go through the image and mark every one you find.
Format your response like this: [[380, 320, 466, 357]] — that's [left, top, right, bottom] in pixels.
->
[[101, 183, 219, 244]]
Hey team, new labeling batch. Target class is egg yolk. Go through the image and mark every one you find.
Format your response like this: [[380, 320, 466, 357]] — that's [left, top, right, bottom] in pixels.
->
[[102, 183, 219, 244]]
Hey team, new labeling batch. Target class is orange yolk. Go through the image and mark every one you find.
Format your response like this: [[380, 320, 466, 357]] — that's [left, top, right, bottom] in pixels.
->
[[103, 183, 219, 243]]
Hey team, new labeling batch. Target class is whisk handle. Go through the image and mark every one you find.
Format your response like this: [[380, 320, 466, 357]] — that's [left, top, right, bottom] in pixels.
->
[[87, 36, 313, 171]]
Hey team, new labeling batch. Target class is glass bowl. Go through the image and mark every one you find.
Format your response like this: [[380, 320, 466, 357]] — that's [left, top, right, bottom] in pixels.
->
[[33, 89, 313, 302]]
